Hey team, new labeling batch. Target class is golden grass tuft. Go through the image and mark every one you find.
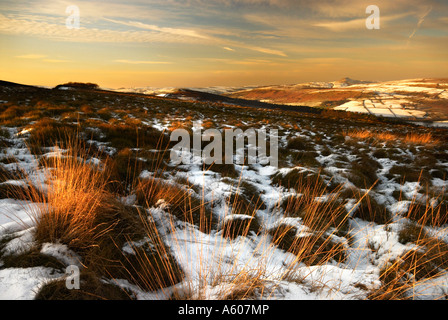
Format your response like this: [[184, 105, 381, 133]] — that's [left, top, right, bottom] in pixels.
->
[[344, 129, 374, 140], [344, 129, 439, 146], [343, 129, 397, 142], [31, 141, 115, 251], [404, 193, 448, 228], [375, 132, 397, 142], [24, 136, 186, 295], [135, 176, 215, 233], [369, 236, 448, 300], [403, 132, 439, 145], [270, 175, 349, 269], [278, 174, 349, 233]]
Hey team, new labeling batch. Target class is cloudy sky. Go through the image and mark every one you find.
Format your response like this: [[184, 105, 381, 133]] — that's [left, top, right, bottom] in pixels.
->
[[1, 0, 447, 88]]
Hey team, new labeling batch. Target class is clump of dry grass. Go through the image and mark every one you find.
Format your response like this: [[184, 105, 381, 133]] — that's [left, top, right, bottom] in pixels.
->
[[97, 211, 185, 292], [343, 129, 440, 147], [271, 168, 330, 193], [387, 165, 433, 187], [375, 131, 397, 142], [219, 214, 262, 240], [29, 171, 187, 294], [369, 236, 448, 300], [366, 188, 448, 300], [345, 129, 400, 142], [286, 136, 315, 151], [347, 155, 381, 189], [215, 269, 267, 300], [25, 118, 77, 154], [281, 193, 348, 233], [351, 190, 392, 225], [268, 223, 346, 266], [404, 195, 448, 228], [35, 270, 133, 300], [12, 136, 185, 297], [208, 161, 240, 179], [344, 129, 374, 140], [134, 175, 216, 233], [278, 174, 348, 233], [269, 174, 349, 269], [105, 148, 148, 194], [404, 132, 439, 145], [31, 143, 113, 251], [398, 221, 427, 245], [94, 121, 169, 150]]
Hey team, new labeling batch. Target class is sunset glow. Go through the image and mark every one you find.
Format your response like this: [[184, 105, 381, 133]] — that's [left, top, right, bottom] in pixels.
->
[[1, 0, 447, 88]]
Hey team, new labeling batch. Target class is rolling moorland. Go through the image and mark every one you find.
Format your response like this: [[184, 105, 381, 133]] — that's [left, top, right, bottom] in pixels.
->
[[125, 78, 448, 124], [0, 79, 447, 300], [223, 78, 448, 121]]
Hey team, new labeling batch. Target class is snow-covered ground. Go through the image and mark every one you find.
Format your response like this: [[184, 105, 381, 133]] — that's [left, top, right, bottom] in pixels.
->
[[1, 122, 447, 300], [0, 82, 447, 300], [329, 79, 448, 119], [334, 99, 427, 119]]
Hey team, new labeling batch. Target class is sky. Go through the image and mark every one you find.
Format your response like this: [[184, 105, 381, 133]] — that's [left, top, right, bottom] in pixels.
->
[[0, 0, 447, 88]]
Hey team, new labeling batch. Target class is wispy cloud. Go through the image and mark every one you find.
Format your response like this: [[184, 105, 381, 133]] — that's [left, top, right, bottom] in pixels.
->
[[313, 18, 366, 32], [314, 13, 413, 32], [15, 54, 70, 63], [114, 59, 172, 64], [200, 57, 276, 65], [103, 18, 210, 40], [0, 13, 210, 44], [242, 45, 286, 57], [1, 13, 287, 58], [2, 0, 447, 87], [408, 6, 433, 42], [105, 17, 287, 56]]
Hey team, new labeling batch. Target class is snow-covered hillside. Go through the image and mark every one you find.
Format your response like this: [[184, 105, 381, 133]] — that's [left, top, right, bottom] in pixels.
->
[[203, 78, 448, 121]]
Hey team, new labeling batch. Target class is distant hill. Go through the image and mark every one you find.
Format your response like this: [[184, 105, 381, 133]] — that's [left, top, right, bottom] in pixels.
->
[[219, 78, 448, 120], [332, 77, 375, 88], [0, 80, 36, 88], [54, 82, 100, 90]]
